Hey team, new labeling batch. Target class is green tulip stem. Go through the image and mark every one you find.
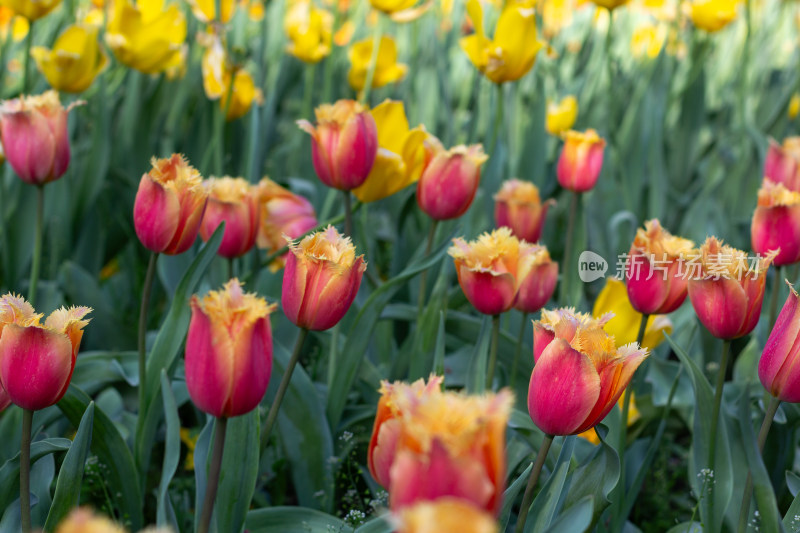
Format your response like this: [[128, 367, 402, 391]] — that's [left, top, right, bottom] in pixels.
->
[[416, 219, 439, 317], [737, 396, 781, 533], [515, 434, 554, 533], [707, 338, 732, 521], [359, 15, 383, 105], [138, 252, 158, 416], [510, 311, 529, 387], [22, 21, 33, 94], [27, 185, 44, 306], [342, 191, 353, 237], [561, 191, 579, 306], [262, 328, 309, 448], [487, 314, 501, 389], [20, 408, 33, 533], [197, 416, 228, 533], [488, 83, 504, 156], [768, 266, 782, 331]]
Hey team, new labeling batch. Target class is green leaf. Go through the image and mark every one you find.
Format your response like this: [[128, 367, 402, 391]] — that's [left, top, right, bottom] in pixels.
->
[[43, 403, 95, 532], [193, 417, 214, 528], [0, 439, 71, 513], [500, 463, 532, 531], [562, 435, 619, 527], [58, 386, 143, 531], [326, 229, 454, 430], [466, 315, 492, 394], [244, 507, 347, 533], [783, 471, 800, 530], [355, 515, 393, 533], [432, 311, 446, 377], [135, 225, 224, 477], [156, 371, 181, 528], [544, 495, 593, 533], [217, 411, 260, 533], [526, 436, 577, 533]]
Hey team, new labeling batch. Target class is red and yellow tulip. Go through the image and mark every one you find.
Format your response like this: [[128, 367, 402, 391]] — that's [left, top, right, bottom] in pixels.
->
[[494, 179, 554, 243], [394, 498, 499, 533], [199, 177, 260, 259], [751, 181, 800, 267], [256, 178, 318, 269], [557, 129, 606, 193], [417, 145, 487, 220], [759, 283, 800, 403]]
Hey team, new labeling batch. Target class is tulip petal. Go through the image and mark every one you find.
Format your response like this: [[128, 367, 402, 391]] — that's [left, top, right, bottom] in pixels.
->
[[133, 174, 181, 253], [688, 277, 748, 339], [455, 266, 517, 315], [759, 286, 800, 401], [228, 316, 273, 415]]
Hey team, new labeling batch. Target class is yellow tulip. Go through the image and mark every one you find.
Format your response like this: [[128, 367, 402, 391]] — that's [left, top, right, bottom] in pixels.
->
[[590, 0, 629, 10], [460, 0, 544, 84], [370, 0, 416, 14], [689, 0, 737, 32], [592, 277, 672, 350], [187, 0, 235, 23], [202, 39, 263, 121], [0, 0, 61, 21], [106, 0, 187, 75], [577, 393, 641, 445], [630, 22, 666, 59], [347, 36, 408, 92], [0, 6, 28, 41], [31, 25, 108, 93], [284, 0, 333, 63], [352, 100, 430, 203], [540, 0, 574, 39], [545, 96, 578, 136], [790, 93, 800, 120]]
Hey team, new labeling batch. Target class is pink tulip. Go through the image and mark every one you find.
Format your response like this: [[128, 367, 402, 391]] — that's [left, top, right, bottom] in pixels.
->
[[185, 279, 276, 418], [282, 226, 366, 331], [199, 177, 260, 258], [513, 247, 558, 313], [556, 129, 605, 193], [0, 91, 79, 186], [255, 178, 318, 269], [532, 308, 612, 363], [751, 180, 800, 267], [759, 282, 800, 402], [417, 145, 487, 220], [494, 179, 554, 243], [764, 137, 800, 192]]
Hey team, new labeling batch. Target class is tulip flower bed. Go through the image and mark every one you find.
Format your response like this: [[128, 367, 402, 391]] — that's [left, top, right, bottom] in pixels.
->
[[1, 0, 800, 532]]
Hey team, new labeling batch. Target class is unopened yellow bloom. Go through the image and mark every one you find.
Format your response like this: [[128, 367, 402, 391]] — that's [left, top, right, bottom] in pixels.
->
[[202, 39, 263, 121], [592, 277, 672, 350], [545, 96, 578, 136], [106, 0, 186, 75], [32, 25, 108, 93], [352, 100, 431, 202], [187, 0, 235, 23], [460, 0, 544, 84], [789, 93, 800, 119], [284, 0, 333, 63], [0, 6, 28, 41], [348, 36, 408, 92], [0, 0, 61, 21], [630, 23, 666, 59], [689, 0, 737, 32]]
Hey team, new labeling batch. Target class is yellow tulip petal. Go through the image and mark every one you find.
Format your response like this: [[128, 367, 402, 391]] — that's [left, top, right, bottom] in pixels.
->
[[352, 148, 407, 202], [488, 3, 541, 82], [642, 315, 672, 351], [371, 100, 411, 154], [401, 126, 430, 184]]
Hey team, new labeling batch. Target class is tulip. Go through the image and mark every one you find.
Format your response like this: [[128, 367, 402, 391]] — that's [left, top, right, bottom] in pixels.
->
[[187, 0, 235, 23], [0, 91, 78, 186], [348, 36, 408, 92], [185, 279, 276, 417], [369, 0, 420, 17], [590, 0, 629, 10], [31, 25, 108, 93], [284, 1, 333, 63], [494, 179, 554, 243], [626, 219, 695, 315], [756, 282, 800, 402], [282, 226, 366, 331], [630, 23, 666, 60], [687, 237, 776, 340], [514, 246, 558, 314], [751, 180, 800, 267], [199, 177, 260, 259], [689, 0, 737, 32], [368, 376, 513, 515], [528, 308, 648, 436], [545, 96, 578, 136], [394, 499, 499, 533], [449, 228, 539, 316], [133, 154, 209, 256], [255, 178, 318, 270], [533, 307, 613, 363], [297, 99, 378, 192], [202, 39, 263, 122], [55, 508, 126, 533], [353, 100, 432, 203], [578, 393, 640, 445], [592, 278, 673, 351], [106, 0, 186, 75], [764, 137, 800, 192], [0, 7, 29, 42], [417, 145, 487, 220], [460, 0, 544, 84], [0, 293, 91, 411], [557, 129, 606, 193], [0, 0, 61, 20]]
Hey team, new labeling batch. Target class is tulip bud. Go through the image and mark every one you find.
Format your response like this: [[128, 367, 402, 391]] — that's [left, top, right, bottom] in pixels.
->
[[556, 129, 605, 193], [394, 499, 499, 533], [297, 100, 378, 191], [2, 0, 61, 21], [199, 177, 260, 259], [55, 507, 126, 533], [185, 279, 277, 418], [689, 0, 737, 33], [528, 308, 648, 436], [759, 282, 800, 402], [368, 376, 512, 515], [255, 178, 318, 270], [687, 237, 776, 340], [545, 96, 578, 136], [626, 219, 695, 315], [448, 228, 538, 316], [532, 308, 612, 363], [0, 91, 80, 186], [751, 181, 800, 266], [417, 145, 487, 221], [133, 154, 209, 255], [765, 137, 800, 192], [494, 179, 554, 243], [0, 294, 91, 411], [514, 246, 558, 313], [282, 226, 366, 331]]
